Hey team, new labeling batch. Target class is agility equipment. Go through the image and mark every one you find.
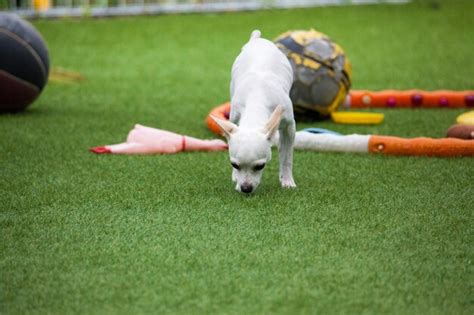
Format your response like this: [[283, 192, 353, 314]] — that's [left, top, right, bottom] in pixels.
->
[[207, 102, 231, 137], [346, 90, 474, 108], [205, 102, 474, 157], [206, 101, 384, 135], [207, 92, 474, 133], [274, 29, 351, 119], [366, 135, 474, 156], [295, 133, 474, 157], [0, 13, 49, 112], [330, 112, 384, 125]]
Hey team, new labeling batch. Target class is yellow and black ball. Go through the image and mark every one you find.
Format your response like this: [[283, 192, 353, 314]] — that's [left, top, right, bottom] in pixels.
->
[[0, 13, 49, 113], [274, 29, 352, 120]]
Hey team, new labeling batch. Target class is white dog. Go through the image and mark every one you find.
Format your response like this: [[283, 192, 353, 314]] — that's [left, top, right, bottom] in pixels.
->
[[211, 30, 296, 194]]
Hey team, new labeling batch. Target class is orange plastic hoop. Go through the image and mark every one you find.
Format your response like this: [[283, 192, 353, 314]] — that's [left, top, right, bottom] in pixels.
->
[[206, 91, 474, 135], [207, 102, 231, 136], [205, 99, 474, 157]]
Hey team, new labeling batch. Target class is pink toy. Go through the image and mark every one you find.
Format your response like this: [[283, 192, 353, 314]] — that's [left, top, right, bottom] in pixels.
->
[[90, 124, 227, 154]]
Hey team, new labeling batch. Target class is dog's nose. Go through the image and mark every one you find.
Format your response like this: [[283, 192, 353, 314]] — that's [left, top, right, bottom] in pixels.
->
[[240, 183, 253, 194]]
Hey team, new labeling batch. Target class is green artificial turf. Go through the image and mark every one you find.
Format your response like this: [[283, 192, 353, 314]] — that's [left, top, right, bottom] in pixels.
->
[[1, 0, 473, 314]]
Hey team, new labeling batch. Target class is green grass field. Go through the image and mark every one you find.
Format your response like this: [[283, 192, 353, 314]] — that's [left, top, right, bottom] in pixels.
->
[[1, 0, 473, 314]]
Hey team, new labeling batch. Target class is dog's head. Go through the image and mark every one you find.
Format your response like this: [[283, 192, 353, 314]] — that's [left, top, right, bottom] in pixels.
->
[[211, 106, 283, 194]]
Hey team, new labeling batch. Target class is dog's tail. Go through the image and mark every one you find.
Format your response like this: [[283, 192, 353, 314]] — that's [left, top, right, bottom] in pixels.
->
[[249, 30, 261, 41]]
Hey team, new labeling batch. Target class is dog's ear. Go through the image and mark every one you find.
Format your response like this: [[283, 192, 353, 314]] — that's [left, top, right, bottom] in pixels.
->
[[210, 115, 238, 139], [264, 105, 283, 140]]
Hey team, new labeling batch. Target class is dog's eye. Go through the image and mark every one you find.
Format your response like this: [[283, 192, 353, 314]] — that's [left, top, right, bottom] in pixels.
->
[[253, 163, 266, 171], [231, 162, 240, 170]]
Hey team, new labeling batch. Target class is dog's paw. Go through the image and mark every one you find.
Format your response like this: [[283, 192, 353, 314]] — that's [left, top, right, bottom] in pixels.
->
[[280, 177, 296, 188]]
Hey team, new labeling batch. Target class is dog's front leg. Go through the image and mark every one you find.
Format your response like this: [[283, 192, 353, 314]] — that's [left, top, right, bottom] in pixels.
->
[[278, 122, 296, 188], [232, 168, 237, 183]]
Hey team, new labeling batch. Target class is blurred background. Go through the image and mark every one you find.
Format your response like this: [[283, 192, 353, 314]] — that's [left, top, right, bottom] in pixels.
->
[[2, 0, 409, 18]]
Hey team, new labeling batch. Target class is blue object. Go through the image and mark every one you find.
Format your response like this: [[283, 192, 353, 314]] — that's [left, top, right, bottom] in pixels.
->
[[301, 128, 342, 135]]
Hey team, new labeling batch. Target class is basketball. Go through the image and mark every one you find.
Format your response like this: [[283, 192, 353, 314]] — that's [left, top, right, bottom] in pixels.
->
[[0, 13, 49, 112]]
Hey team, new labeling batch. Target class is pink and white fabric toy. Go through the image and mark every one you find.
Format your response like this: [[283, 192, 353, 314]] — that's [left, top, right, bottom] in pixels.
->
[[90, 124, 228, 154]]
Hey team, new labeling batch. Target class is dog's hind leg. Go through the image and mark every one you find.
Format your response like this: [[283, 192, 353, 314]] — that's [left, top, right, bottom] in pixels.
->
[[278, 122, 296, 188]]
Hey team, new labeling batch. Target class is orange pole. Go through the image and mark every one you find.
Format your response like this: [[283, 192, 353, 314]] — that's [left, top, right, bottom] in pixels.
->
[[369, 135, 474, 157], [350, 90, 474, 108]]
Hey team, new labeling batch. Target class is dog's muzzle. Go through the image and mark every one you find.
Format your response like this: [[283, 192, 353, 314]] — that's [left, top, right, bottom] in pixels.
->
[[240, 183, 254, 194]]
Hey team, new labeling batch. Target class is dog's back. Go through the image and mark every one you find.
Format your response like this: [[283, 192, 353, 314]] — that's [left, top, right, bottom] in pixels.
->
[[230, 30, 293, 104]]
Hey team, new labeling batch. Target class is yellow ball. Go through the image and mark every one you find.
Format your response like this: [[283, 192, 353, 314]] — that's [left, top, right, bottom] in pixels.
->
[[274, 29, 352, 119]]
